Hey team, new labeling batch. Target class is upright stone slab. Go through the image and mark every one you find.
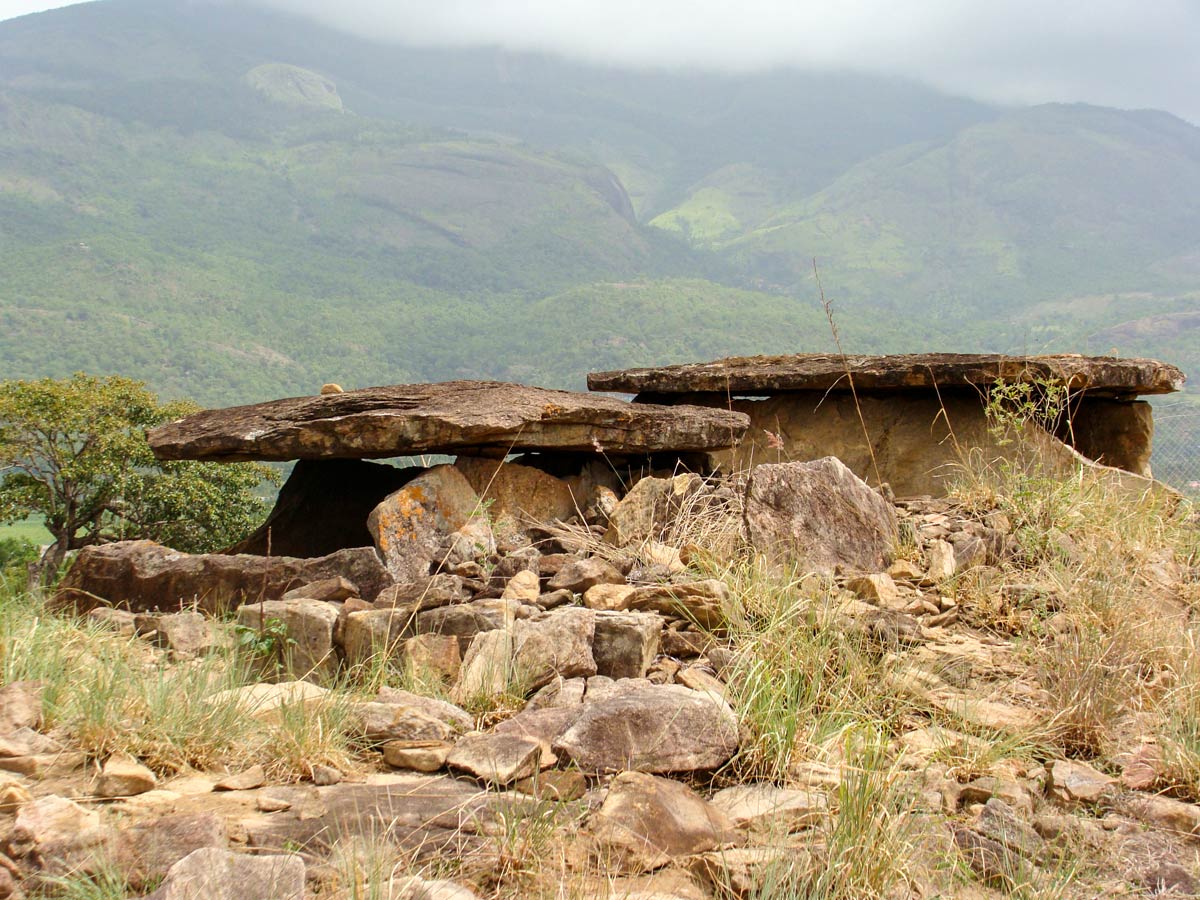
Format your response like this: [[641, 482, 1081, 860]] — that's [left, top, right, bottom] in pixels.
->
[[743, 458, 898, 574]]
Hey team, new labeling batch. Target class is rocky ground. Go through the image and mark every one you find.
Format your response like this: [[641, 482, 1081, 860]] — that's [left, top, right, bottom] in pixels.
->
[[1, 456, 1199, 899]]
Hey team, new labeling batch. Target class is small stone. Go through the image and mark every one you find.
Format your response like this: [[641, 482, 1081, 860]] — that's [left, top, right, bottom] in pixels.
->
[[547, 557, 626, 594], [887, 559, 924, 581], [845, 573, 900, 605], [382, 741, 452, 772], [281, 576, 358, 603], [96, 754, 158, 798], [0, 777, 32, 813], [0, 681, 41, 739], [512, 769, 587, 801], [214, 765, 266, 792], [975, 798, 1043, 859], [311, 764, 343, 786], [135, 611, 213, 656], [924, 540, 956, 582], [501, 570, 541, 602], [87, 607, 137, 635], [583, 583, 638, 612], [1046, 759, 1115, 806], [256, 794, 292, 813], [536, 589, 574, 609]]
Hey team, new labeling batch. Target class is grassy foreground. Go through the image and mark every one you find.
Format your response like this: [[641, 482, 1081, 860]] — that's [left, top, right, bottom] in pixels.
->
[[1, 451, 1198, 898]]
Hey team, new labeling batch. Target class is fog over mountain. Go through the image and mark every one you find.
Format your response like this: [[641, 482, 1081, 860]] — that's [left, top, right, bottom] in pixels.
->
[[3, 0, 1197, 122]]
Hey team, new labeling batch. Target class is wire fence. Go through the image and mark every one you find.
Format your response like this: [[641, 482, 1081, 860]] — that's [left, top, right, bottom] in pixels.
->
[[1151, 401, 1200, 498]]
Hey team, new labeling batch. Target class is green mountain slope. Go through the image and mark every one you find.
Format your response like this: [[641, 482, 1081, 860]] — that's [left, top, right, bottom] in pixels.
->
[[0, 0, 1197, 481]]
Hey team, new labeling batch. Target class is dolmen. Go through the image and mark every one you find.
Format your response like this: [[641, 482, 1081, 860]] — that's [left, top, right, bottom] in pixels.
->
[[53, 381, 749, 614], [588, 352, 1184, 497]]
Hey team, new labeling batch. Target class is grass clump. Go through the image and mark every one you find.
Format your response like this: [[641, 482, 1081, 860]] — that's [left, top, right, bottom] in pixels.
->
[[0, 586, 357, 780]]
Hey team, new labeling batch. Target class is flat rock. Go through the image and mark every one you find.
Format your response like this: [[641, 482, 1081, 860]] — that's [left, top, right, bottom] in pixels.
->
[[53, 540, 393, 614], [553, 682, 738, 774], [625, 581, 730, 629], [148, 380, 750, 462], [244, 776, 495, 861], [115, 812, 228, 890], [709, 784, 828, 832], [446, 732, 544, 785], [588, 353, 1184, 397]]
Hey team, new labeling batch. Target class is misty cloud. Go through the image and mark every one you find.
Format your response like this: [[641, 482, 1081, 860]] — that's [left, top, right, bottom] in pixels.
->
[[251, 0, 1200, 122]]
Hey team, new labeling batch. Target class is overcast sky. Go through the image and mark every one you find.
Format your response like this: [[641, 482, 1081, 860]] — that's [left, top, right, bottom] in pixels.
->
[[2, 0, 1198, 123]]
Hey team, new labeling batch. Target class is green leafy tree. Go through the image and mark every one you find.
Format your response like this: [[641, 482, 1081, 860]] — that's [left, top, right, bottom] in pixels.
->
[[0, 373, 276, 578]]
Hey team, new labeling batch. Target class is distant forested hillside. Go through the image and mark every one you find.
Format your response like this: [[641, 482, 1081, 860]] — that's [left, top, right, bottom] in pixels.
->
[[1, 0, 1197, 482]]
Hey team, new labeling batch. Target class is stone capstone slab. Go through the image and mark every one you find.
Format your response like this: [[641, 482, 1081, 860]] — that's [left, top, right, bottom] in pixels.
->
[[147, 380, 750, 462], [52, 540, 393, 614], [589, 352, 1184, 397]]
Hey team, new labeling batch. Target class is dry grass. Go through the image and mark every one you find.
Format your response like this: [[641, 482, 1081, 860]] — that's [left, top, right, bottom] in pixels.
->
[[0, 590, 358, 780]]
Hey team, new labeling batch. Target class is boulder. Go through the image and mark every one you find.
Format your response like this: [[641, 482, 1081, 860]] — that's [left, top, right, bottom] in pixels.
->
[[341, 608, 412, 670], [53, 540, 393, 614], [236, 598, 341, 681], [583, 583, 638, 612], [368, 465, 486, 583], [148, 380, 750, 462], [455, 457, 578, 535], [589, 771, 736, 873], [115, 812, 228, 890], [512, 607, 598, 691], [592, 611, 663, 679], [451, 630, 515, 705], [553, 682, 738, 774], [229, 459, 417, 557], [743, 458, 897, 574], [145, 848, 305, 900], [603, 474, 705, 547], [401, 634, 463, 683]]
